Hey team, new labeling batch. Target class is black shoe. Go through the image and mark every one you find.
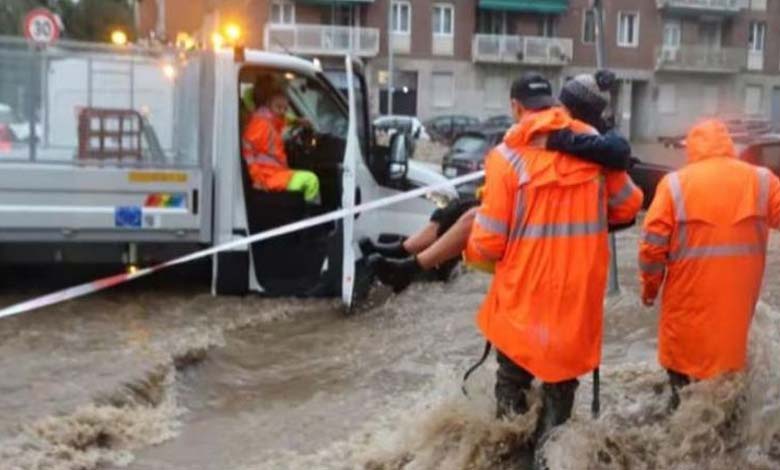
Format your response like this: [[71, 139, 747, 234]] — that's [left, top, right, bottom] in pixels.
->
[[359, 237, 409, 259], [368, 254, 421, 293]]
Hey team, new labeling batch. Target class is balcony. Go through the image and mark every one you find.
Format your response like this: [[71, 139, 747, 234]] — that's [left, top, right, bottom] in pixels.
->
[[472, 35, 573, 66], [265, 24, 380, 58], [656, 0, 747, 15], [655, 46, 746, 73]]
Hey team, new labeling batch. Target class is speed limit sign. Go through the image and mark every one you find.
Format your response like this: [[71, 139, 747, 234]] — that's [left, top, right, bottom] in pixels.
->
[[23, 8, 61, 46]]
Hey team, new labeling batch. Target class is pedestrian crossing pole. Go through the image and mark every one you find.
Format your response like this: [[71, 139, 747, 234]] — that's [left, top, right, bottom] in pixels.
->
[[592, 0, 621, 295]]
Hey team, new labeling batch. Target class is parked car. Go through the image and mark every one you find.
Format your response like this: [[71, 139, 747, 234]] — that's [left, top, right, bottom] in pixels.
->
[[373, 115, 430, 141], [482, 114, 514, 129], [630, 136, 780, 210], [424, 114, 480, 145], [441, 126, 507, 198]]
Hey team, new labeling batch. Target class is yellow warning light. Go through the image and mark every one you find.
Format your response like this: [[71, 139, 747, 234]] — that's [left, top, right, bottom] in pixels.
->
[[111, 30, 128, 46], [176, 32, 195, 50], [225, 23, 241, 43], [211, 32, 225, 49], [127, 264, 139, 275]]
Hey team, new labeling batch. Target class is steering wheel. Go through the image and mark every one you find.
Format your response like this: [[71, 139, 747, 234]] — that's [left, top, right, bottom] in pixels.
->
[[286, 124, 317, 168]]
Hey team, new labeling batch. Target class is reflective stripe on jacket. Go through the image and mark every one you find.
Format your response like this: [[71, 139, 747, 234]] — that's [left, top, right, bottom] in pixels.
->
[[466, 107, 643, 383], [639, 119, 780, 379], [242, 107, 293, 190]]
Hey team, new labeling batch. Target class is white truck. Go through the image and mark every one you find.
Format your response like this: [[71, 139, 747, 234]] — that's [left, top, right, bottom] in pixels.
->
[[0, 37, 456, 304]]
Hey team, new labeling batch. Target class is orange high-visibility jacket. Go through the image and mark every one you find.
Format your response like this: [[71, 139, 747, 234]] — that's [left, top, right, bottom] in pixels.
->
[[639, 119, 780, 380], [242, 107, 294, 191], [466, 107, 643, 383]]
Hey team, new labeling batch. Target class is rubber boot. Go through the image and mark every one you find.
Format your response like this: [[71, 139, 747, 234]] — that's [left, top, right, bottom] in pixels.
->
[[535, 380, 578, 444], [368, 254, 421, 293], [358, 237, 409, 259]]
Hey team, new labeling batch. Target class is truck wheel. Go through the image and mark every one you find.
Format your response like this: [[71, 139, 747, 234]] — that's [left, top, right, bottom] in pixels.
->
[[214, 251, 249, 296]]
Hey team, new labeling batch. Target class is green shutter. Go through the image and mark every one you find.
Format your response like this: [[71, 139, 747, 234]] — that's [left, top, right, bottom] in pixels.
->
[[478, 0, 569, 14]]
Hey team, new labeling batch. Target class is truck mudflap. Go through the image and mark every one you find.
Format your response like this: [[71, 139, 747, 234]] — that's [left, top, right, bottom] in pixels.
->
[[0, 164, 207, 242]]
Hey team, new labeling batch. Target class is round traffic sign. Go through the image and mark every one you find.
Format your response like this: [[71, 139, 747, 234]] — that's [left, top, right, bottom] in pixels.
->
[[23, 8, 61, 46]]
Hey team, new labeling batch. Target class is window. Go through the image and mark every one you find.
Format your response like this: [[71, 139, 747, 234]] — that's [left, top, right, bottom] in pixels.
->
[[617, 11, 639, 48], [452, 135, 488, 154], [485, 76, 506, 108], [582, 9, 595, 44], [749, 21, 766, 52], [432, 72, 454, 108], [271, 0, 295, 25], [699, 22, 721, 49], [392, 1, 411, 34], [432, 4, 454, 36], [745, 86, 763, 115], [477, 10, 506, 35], [662, 19, 681, 49], [703, 86, 718, 115], [538, 15, 557, 38], [658, 84, 676, 114]]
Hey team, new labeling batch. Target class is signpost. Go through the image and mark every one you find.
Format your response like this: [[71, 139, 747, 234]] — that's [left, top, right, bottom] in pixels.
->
[[23, 8, 60, 162], [23, 8, 61, 47]]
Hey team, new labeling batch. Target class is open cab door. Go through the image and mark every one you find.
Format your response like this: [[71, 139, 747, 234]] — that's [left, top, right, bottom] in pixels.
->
[[340, 57, 360, 309]]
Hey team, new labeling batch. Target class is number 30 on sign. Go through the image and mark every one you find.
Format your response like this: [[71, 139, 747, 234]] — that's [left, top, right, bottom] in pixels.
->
[[23, 8, 61, 46]]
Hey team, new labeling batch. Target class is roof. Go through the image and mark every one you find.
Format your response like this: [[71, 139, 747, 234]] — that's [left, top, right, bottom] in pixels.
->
[[238, 48, 322, 77]]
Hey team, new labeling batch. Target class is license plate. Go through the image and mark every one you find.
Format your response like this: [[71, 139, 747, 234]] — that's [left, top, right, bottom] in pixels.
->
[[444, 167, 458, 178]]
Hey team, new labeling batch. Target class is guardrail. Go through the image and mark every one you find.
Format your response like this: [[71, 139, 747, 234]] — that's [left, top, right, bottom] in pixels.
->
[[265, 24, 380, 58], [655, 46, 746, 73], [472, 34, 573, 66]]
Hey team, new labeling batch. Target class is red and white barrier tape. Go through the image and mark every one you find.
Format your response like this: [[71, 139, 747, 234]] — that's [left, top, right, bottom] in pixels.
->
[[0, 171, 485, 319]]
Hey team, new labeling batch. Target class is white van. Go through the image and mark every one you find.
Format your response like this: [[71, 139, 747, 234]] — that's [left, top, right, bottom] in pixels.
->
[[0, 37, 456, 306]]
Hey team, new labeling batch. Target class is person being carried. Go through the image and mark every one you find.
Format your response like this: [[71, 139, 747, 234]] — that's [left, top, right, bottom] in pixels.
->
[[364, 71, 637, 292], [242, 74, 320, 203], [465, 72, 642, 441]]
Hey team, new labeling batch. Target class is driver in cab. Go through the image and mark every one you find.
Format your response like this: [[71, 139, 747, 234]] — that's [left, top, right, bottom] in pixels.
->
[[242, 75, 320, 203]]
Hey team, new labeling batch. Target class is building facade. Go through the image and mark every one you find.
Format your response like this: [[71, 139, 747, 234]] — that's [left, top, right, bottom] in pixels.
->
[[141, 0, 780, 140]]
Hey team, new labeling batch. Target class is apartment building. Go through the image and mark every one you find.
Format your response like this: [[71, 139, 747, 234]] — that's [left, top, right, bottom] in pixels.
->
[[140, 0, 780, 140]]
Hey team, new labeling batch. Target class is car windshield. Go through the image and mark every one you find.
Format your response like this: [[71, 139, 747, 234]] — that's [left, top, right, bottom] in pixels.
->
[[452, 135, 487, 153], [286, 75, 348, 138]]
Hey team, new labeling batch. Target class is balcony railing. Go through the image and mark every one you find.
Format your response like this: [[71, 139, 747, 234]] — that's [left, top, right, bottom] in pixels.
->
[[655, 46, 746, 73], [265, 24, 380, 58], [472, 34, 573, 66], [656, 0, 747, 13]]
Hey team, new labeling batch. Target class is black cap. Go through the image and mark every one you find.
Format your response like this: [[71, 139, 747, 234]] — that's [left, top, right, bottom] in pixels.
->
[[510, 72, 557, 110]]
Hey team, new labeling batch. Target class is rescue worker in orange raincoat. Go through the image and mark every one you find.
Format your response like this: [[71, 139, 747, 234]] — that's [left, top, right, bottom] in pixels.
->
[[464, 73, 643, 438], [639, 119, 780, 410], [242, 75, 320, 202]]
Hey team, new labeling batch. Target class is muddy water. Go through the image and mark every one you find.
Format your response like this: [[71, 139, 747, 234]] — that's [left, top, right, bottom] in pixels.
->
[[2, 227, 780, 469]]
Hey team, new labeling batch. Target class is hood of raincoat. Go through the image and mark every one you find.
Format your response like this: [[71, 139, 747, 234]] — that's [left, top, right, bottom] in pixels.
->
[[503, 106, 601, 186], [686, 119, 736, 164]]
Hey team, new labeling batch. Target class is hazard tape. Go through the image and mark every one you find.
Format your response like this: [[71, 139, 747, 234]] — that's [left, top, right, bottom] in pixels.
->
[[0, 171, 486, 319]]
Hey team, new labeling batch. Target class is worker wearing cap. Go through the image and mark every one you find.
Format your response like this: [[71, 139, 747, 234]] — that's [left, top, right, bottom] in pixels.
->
[[242, 75, 320, 202], [465, 73, 642, 438], [367, 71, 638, 292], [640, 119, 780, 410]]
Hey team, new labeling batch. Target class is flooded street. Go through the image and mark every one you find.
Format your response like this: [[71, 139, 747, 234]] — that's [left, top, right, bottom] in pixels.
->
[[1, 225, 780, 469]]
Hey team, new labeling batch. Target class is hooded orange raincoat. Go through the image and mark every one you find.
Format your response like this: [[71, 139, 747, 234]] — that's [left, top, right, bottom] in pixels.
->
[[466, 107, 643, 383], [639, 119, 780, 380], [242, 107, 294, 191]]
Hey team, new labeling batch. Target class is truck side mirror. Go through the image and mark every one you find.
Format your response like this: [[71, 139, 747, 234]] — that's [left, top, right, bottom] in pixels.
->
[[388, 132, 411, 181]]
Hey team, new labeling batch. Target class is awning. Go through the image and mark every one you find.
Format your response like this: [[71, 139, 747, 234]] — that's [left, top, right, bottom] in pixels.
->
[[478, 0, 568, 14]]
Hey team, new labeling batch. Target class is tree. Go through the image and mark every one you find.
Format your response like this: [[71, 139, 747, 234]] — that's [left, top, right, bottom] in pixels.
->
[[0, 0, 134, 42], [0, 0, 54, 36]]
